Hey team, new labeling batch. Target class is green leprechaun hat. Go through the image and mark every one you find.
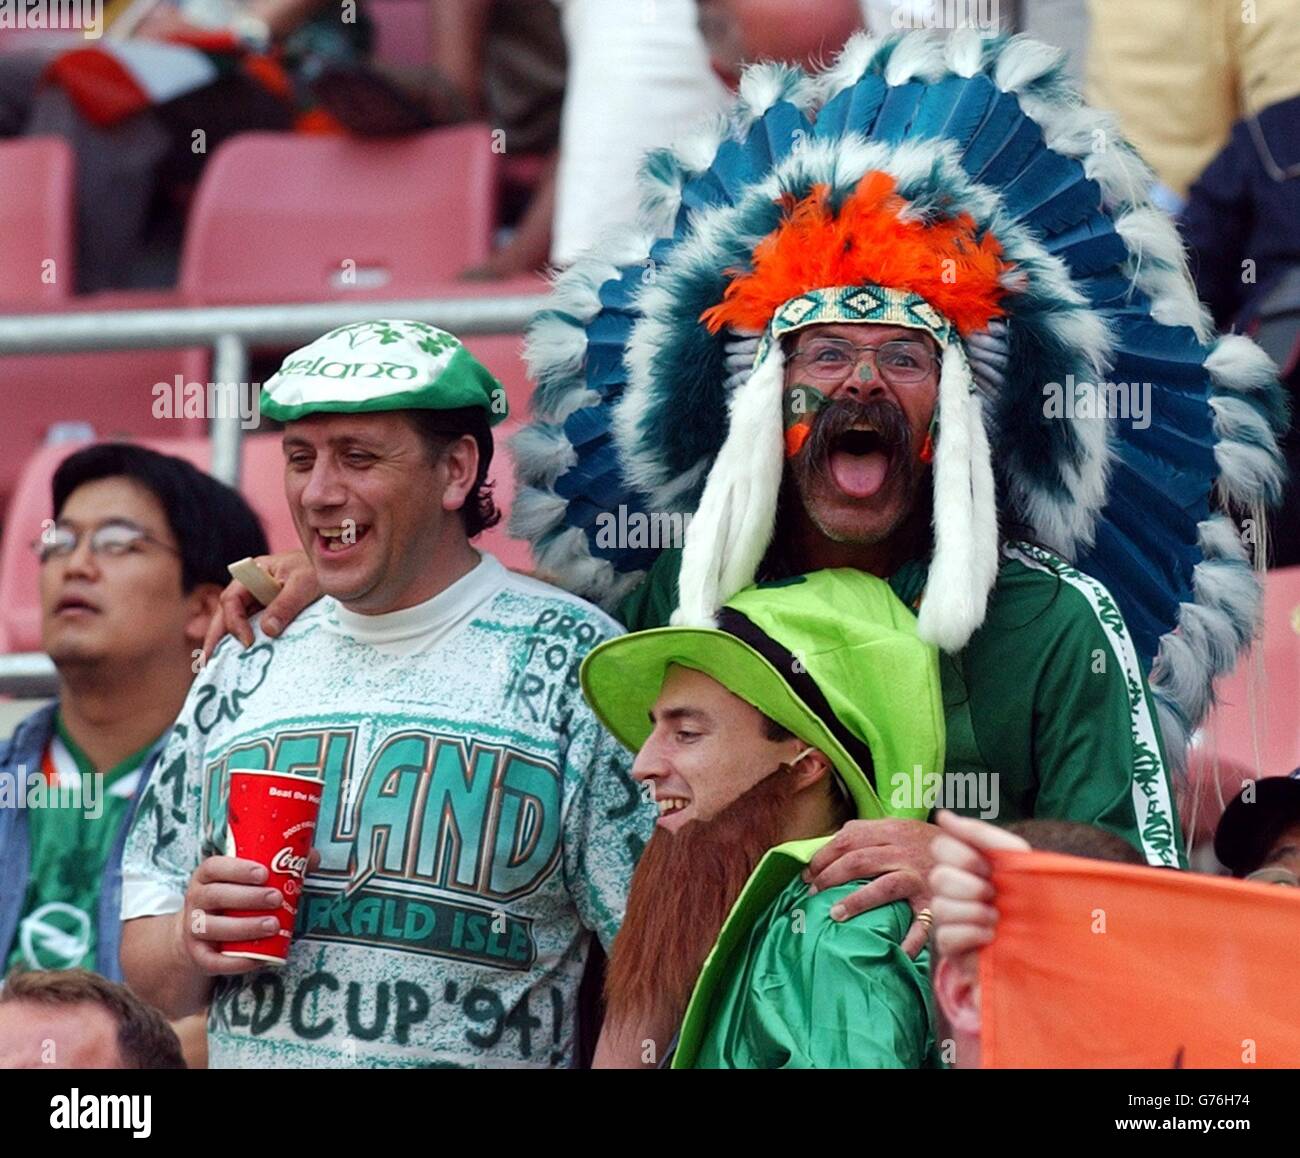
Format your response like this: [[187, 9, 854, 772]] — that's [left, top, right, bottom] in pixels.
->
[[580, 568, 944, 819]]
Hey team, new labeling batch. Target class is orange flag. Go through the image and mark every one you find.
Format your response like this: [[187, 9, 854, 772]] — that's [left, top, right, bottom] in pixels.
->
[[980, 850, 1300, 1068]]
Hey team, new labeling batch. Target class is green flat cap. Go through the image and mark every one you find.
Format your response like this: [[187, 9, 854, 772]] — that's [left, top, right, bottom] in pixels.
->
[[260, 319, 508, 425]]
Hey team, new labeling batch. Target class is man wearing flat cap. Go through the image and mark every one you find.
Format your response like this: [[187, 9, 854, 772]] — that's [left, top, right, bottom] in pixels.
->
[[119, 320, 654, 1068]]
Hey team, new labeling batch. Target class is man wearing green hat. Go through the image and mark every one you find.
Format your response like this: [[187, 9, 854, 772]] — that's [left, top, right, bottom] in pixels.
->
[[582, 569, 945, 1068], [119, 320, 655, 1068]]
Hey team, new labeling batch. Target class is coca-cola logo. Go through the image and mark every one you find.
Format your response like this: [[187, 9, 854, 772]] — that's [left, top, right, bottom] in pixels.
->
[[270, 847, 309, 877]]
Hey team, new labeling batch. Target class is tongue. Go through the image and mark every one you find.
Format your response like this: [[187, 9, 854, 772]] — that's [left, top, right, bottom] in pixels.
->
[[830, 450, 890, 499]]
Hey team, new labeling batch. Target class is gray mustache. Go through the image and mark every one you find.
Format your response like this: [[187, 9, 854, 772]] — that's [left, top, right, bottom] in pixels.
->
[[801, 398, 913, 485]]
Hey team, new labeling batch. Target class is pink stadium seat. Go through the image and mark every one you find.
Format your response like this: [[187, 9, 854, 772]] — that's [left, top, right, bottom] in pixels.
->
[[367, 0, 433, 70], [0, 291, 209, 506], [1183, 565, 1300, 844], [0, 136, 74, 307], [0, 426, 534, 653], [178, 125, 499, 305]]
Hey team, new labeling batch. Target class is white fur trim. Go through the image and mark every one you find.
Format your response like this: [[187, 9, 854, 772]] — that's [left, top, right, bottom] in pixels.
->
[[507, 486, 569, 543], [672, 344, 787, 626], [1149, 632, 1213, 730], [523, 314, 587, 391], [670, 112, 731, 180], [1205, 333, 1280, 392], [1215, 442, 1286, 506], [550, 386, 601, 425], [917, 342, 999, 651], [1115, 208, 1213, 341], [1209, 395, 1278, 446], [992, 35, 1064, 94], [508, 424, 577, 489], [883, 32, 947, 85], [943, 28, 985, 78], [737, 61, 814, 122], [814, 29, 882, 104], [652, 456, 712, 509]]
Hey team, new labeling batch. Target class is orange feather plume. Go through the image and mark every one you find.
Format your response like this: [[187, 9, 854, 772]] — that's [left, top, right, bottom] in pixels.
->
[[701, 171, 1010, 338]]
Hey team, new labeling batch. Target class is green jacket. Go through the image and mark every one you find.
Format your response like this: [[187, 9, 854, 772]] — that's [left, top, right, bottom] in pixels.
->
[[673, 837, 940, 1069], [619, 543, 1187, 868]]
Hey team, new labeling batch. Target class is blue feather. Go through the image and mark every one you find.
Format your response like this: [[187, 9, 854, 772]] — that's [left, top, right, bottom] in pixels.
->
[[1003, 152, 1099, 233], [706, 137, 762, 208], [870, 81, 925, 143], [973, 116, 1044, 188], [584, 313, 633, 396], [957, 90, 1024, 176], [1045, 216, 1127, 277], [1086, 273, 1147, 311], [1082, 521, 1185, 662], [679, 169, 731, 219], [597, 266, 640, 311], [816, 73, 888, 141], [904, 75, 984, 145], [761, 102, 813, 168], [1112, 442, 1213, 514], [1104, 469, 1203, 587], [930, 74, 998, 148]]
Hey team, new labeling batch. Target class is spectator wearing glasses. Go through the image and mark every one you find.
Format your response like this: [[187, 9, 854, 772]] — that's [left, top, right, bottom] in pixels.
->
[[0, 443, 266, 996]]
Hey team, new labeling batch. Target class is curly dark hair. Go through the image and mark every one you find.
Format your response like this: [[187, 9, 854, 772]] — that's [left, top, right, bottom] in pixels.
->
[[403, 407, 502, 539]]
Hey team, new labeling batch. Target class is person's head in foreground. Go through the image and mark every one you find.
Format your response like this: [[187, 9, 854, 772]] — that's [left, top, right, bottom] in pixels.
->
[[928, 812, 1144, 1069], [0, 968, 185, 1069], [1213, 769, 1300, 883], [582, 568, 945, 1067], [40, 442, 268, 681], [259, 319, 507, 615]]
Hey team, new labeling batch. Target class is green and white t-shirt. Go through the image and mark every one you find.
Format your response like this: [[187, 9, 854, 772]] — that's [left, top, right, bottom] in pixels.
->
[[121, 552, 654, 1068]]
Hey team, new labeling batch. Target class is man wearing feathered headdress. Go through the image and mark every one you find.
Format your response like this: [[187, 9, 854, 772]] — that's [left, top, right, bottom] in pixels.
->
[[510, 29, 1288, 943]]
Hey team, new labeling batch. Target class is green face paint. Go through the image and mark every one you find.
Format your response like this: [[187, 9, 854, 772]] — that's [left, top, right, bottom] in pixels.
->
[[783, 382, 831, 457], [784, 382, 831, 430], [858, 363, 875, 383]]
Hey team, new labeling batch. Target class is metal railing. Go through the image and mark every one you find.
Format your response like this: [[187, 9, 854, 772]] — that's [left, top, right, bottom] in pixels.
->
[[0, 291, 545, 698]]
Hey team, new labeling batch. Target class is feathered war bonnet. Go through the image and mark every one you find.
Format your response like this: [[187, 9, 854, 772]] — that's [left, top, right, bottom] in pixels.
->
[[682, 165, 1010, 650], [512, 30, 1288, 762]]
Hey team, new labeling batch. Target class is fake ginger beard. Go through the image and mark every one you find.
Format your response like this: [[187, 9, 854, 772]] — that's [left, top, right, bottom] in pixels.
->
[[604, 762, 799, 1037]]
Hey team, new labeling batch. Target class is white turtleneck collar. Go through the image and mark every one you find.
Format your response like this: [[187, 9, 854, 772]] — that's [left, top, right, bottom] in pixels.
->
[[328, 551, 507, 652]]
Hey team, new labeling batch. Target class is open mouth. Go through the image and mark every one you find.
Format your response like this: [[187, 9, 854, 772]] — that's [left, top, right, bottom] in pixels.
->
[[315, 525, 371, 556], [657, 796, 689, 816], [828, 424, 894, 500]]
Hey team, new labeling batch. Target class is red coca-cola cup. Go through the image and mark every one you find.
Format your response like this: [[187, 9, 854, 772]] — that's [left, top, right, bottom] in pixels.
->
[[220, 769, 322, 965]]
